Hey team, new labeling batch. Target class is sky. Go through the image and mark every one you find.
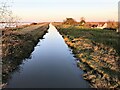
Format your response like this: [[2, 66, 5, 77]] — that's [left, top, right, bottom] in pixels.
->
[[1, 0, 119, 22]]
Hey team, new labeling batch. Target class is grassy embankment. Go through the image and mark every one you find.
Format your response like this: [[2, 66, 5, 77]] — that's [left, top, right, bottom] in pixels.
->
[[1, 23, 49, 86], [54, 23, 120, 88]]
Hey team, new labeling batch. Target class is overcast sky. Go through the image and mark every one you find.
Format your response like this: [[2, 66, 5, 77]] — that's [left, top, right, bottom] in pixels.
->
[[1, 0, 119, 22]]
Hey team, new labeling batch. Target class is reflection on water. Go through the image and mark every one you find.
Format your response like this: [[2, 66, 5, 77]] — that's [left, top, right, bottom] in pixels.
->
[[6, 24, 89, 88]]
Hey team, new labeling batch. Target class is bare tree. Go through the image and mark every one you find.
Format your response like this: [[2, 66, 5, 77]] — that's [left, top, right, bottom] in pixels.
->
[[0, 0, 20, 29], [80, 17, 86, 25], [107, 20, 118, 30], [0, 0, 11, 28]]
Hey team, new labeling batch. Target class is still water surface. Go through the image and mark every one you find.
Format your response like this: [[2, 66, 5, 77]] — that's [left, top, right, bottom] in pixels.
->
[[6, 24, 89, 88]]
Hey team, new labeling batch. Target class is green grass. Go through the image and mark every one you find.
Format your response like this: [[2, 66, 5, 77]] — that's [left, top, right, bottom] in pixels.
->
[[59, 27, 120, 55]]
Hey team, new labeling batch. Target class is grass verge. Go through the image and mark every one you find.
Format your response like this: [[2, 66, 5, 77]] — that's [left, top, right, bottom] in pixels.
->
[[54, 23, 120, 88]]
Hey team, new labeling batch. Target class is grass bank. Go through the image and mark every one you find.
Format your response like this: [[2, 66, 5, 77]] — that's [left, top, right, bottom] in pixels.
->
[[2, 23, 49, 87], [54, 23, 120, 88]]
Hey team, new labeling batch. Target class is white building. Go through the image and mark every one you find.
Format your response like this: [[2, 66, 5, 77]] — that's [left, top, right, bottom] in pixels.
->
[[97, 23, 107, 29]]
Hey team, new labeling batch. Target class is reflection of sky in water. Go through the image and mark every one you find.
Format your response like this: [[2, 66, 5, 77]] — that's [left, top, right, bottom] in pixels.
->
[[6, 24, 89, 88]]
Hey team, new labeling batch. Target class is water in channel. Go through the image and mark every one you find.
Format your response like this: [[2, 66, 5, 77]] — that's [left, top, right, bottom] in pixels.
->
[[6, 24, 90, 88]]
